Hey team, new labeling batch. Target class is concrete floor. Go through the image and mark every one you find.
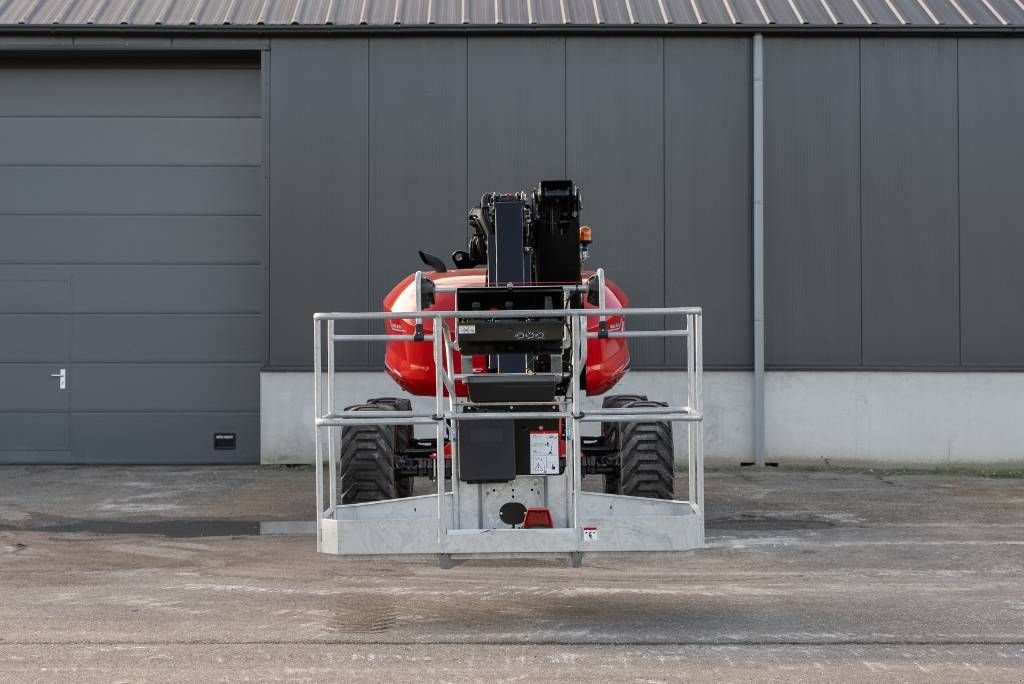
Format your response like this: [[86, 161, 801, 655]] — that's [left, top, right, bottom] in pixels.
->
[[0, 466, 1022, 682]]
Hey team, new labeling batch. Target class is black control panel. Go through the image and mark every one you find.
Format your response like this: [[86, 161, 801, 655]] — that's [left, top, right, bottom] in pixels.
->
[[455, 286, 566, 356]]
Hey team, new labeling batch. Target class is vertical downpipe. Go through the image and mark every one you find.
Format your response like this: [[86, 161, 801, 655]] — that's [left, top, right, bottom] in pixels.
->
[[752, 34, 767, 466]]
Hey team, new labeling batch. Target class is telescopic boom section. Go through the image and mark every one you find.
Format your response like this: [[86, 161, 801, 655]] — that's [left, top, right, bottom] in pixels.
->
[[384, 180, 629, 398]]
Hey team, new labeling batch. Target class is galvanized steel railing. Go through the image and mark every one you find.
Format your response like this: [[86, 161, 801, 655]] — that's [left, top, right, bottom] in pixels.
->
[[313, 302, 703, 545]]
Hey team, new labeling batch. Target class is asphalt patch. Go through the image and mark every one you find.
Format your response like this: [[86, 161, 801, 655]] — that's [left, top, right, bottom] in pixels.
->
[[708, 513, 837, 531], [0, 518, 261, 538]]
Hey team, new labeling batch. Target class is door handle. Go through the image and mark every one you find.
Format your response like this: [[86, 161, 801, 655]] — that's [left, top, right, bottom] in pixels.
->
[[50, 368, 66, 390]]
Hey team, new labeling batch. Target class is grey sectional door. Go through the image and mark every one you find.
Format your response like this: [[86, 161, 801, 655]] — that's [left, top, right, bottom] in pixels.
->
[[0, 281, 71, 462], [0, 58, 264, 464]]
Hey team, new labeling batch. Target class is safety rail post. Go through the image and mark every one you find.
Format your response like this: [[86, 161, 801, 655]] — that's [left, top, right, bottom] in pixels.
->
[[694, 311, 704, 518], [313, 318, 323, 545], [443, 323, 461, 529], [414, 270, 425, 341], [569, 312, 582, 529], [687, 313, 695, 508], [433, 316, 447, 543], [685, 311, 705, 515], [327, 319, 337, 514], [577, 308, 588, 530]]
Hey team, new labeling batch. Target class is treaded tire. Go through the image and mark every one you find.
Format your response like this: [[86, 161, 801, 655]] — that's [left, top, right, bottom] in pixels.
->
[[600, 394, 648, 494], [368, 397, 415, 498], [339, 403, 397, 504], [617, 400, 674, 500], [601, 394, 648, 410]]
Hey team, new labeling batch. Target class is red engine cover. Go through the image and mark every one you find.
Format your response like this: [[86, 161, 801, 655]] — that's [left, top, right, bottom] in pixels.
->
[[382, 269, 630, 397]]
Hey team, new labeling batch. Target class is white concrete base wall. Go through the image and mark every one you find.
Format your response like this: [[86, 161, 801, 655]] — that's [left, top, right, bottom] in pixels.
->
[[260, 371, 751, 466], [260, 371, 1024, 467], [766, 372, 1024, 466]]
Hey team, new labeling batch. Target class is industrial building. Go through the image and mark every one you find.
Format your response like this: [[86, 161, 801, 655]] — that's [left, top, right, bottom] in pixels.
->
[[1, 0, 1021, 465]]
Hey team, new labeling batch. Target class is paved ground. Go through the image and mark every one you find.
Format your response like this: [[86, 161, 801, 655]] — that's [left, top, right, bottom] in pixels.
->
[[0, 465, 1022, 682]]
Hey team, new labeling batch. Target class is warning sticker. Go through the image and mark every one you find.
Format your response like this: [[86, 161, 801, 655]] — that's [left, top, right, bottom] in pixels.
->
[[529, 432, 559, 475], [583, 527, 599, 542], [458, 324, 476, 334]]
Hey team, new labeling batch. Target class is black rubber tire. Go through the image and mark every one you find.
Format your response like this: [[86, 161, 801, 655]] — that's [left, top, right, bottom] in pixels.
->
[[367, 397, 415, 498], [617, 400, 674, 500], [600, 394, 648, 494], [601, 394, 648, 409], [339, 403, 398, 504]]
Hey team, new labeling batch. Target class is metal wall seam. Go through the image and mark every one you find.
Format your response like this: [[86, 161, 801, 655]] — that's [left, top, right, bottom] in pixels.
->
[[624, 0, 636, 24], [50, 0, 77, 23], [947, 0, 974, 23], [690, 0, 705, 23], [850, 0, 874, 23], [150, 0, 172, 25], [220, 0, 238, 24], [881, 0, 907, 23], [183, 0, 202, 25], [723, 0, 739, 24], [16, 0, 43, 24], [785, 0, 806, 23], [657, 0, 672, 23], [254, 0, 270, 25], [122, 0, 143, 24], [978, 0, 1008, 24], [45, 0, 66, 23], [915, 0, 940, 24], [85, 0, 111, 25], [755, 0, 773, 23], [819, 0, 841, 24]]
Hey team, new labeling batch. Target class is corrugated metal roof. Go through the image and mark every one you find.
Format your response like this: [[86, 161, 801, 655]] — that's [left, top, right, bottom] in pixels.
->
[[0, 0, 1021, 28]]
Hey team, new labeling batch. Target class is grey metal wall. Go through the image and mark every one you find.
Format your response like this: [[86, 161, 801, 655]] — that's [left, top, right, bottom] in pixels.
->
[[268, 40, 370, 369], [267, 35, 753, 370], [861, 38, 959, 367], [664, 37, 752, 368], [765, 36, 1024, 370], [958, 38, 1024, 368], [2, 33, 1021, 467], [764, 38, 861, 367], [0, 59, 264, 464]]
